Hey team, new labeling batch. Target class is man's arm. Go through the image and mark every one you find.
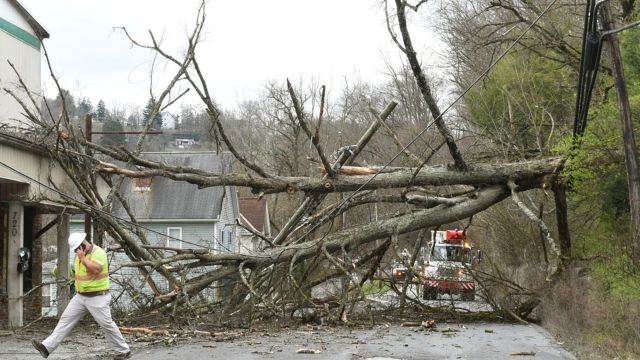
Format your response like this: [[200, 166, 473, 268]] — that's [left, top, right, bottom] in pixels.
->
[[76, 248, 103, 274]]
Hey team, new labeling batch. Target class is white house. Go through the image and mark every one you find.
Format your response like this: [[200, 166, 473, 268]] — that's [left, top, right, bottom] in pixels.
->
[[0, 0, 48, 129], [0, 0, 79, 330], [41, 260, 57, 317]]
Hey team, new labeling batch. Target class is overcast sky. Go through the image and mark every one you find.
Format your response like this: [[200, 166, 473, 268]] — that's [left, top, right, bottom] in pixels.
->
[[25, 0, 443, 112]]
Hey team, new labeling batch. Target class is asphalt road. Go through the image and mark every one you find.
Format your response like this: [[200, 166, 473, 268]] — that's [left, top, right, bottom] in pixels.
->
[[368, 285, 494, 313], [2, 288, 570, 360], [134, 323, 575, 360], [2, 322, 575, 360]]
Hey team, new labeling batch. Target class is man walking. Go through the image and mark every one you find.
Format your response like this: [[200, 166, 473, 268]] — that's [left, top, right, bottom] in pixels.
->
[[32, 232, 130, 359]]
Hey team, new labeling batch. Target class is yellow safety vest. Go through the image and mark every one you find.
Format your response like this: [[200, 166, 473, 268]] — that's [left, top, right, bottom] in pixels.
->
[[74, 244, 109, 293]]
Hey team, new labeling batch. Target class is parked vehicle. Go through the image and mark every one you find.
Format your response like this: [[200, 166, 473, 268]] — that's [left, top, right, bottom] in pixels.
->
[[391, 263, 409, 283], [391, 248, 414, 283]]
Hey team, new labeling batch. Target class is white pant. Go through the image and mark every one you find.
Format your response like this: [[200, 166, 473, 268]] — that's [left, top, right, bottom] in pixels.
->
[[42, 292, 129, 354]]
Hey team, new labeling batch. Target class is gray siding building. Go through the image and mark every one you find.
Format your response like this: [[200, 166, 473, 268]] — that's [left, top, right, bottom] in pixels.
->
[[70, 151, 239, 310]]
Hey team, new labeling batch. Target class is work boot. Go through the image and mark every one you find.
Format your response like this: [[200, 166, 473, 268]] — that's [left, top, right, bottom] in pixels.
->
[[113, 351, 131, 359], [31, 339, 49, 358]]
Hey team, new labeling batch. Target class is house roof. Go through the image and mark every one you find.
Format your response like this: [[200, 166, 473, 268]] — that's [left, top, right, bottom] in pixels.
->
[[8, 0, 50, 39], [112, 152, 235, 220], [0, 130, 47, 155], [239, 197, 267, 232]]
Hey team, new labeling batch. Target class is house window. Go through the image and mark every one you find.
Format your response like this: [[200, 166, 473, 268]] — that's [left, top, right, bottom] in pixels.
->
[[213, 223, 218, 251], [167, 227, 182, 249], [226, 230, 234, 252], [217, 228, 233, 252], [220, 229, 226, 251]]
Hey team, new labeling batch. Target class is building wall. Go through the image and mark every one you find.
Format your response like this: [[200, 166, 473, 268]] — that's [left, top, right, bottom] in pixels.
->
[[41, 261, 57, 317], [0, 144, 88, 224], [0, 205, 6, 322], [0, 1, 33, 31], [0, 208, 43, 327], [70, 221, 220, 251], [217, 186, 237, 253], [23, 212, 42, 322], [0, 0, 42, 129], [236, 228, 254, 254]]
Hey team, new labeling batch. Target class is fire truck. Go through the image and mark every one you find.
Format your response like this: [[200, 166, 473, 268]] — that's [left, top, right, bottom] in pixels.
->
[[422, 229, 478, 301]]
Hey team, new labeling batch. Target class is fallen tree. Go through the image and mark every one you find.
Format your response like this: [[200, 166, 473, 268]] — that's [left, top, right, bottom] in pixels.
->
[[2, 0, 572, 325]]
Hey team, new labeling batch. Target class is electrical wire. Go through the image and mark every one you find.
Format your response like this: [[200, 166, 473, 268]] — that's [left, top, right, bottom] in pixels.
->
[[287, 0, 561, 245], [1, 0, 561, 254], [573, 0, 595, 138], [572, 0, 640, 140], [573, 0, 603, 139]]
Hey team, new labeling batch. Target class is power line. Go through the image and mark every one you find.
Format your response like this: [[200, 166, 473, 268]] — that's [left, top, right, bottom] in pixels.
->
[[1, 1, 560, 254], [572, 0, 640, 140], [573, 0, 602, 139], [289, 0, 561, 244]]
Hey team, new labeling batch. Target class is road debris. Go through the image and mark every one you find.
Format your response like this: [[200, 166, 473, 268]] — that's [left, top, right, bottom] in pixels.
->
[[120, 327, 169, 336], [484, 329, 494, 333], [401, 321, 422, 327], [252, 350, 274, 355], [441, 328, 460, 335], [2, 322, 575, 359], [421, 320, 436, 329], [509, 351, 537, 356], [194, 330, 217, 337], [297, 348, 322, 354]]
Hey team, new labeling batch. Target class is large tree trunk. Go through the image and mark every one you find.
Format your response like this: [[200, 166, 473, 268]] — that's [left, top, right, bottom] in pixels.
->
[[95, 156, 563, 194], [601, 4, 640, 265], [554, 181, 572, 262]]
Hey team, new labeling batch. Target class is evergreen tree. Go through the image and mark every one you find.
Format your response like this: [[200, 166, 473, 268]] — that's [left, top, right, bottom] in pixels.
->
[[143, 98, 163, 129], [96, 100, 108, 122], [99, 119, 125, 147], [53, 89, 76, 118], [77, 98, 93, 118], [126, 114, 139, 128], [180, 106, 196, 132]]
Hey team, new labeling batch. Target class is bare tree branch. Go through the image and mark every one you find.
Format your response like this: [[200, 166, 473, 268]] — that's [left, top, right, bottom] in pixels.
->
[[286, 79, 334, 177], [393, 0, 467, 169]]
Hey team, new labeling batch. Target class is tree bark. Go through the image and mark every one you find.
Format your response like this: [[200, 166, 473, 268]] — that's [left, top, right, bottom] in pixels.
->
[[601, 4, 640, 264], [394, 0, 467, 170], [96, 157, 562, 194], [553, 181, 572, 261]]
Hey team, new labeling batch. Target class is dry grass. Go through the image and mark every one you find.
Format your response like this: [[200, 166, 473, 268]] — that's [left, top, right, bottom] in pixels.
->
[[540, 270, 640, 359]]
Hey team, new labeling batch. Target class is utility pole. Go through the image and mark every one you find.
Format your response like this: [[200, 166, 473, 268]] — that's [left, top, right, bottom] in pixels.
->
[[84, 114, 93, 244], [600, 3, 640, 264]]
